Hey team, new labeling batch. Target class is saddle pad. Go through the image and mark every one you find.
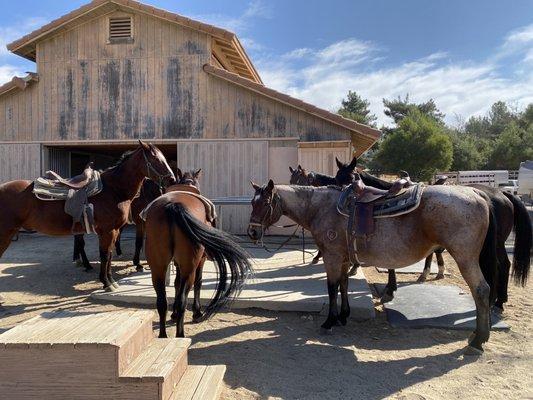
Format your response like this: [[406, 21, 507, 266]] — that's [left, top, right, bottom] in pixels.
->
[[33, 171, 103, 201], [139, 191, 217, 223]]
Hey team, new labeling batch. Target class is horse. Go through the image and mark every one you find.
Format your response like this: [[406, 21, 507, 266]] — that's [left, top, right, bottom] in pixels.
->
[[144, 176, 252, 338], [289, 161, 356, 269], [0, 141, 175, 292], [335, 157, 531, 310], [72, 178, 164, 272], [247, 177, 526, 354]]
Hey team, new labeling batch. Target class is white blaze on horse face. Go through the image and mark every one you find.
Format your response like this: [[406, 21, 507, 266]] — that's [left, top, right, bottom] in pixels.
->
[[154, 148, 175, 180]]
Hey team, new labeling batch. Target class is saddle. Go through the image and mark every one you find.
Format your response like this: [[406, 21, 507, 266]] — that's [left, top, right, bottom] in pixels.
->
[[33, 163, 103, 234], [337, 174, 424, 265]]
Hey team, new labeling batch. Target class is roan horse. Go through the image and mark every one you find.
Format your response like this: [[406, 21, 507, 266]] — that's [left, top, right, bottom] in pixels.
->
[[335, 157, 532, 310], [144, 175, 252, 338], [0, 141, 175, 292], [247, 178, 526, 353]]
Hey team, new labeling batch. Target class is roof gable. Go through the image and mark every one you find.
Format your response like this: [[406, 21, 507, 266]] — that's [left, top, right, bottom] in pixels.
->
[[7, 0, 261, 83]]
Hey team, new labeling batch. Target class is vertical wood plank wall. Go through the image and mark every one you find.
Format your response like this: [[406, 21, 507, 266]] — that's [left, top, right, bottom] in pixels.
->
[[0, 143, 41, 182], [298, 142, 351, 176]]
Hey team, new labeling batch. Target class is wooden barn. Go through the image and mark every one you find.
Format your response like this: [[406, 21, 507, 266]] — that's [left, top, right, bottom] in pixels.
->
[[0, 0, 380, 233]]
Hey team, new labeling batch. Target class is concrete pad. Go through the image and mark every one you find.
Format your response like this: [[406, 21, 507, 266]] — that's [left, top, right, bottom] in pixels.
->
[[376, 259, 450, 275], [377, 283, 509, 330], [91, 252, 375, 320]]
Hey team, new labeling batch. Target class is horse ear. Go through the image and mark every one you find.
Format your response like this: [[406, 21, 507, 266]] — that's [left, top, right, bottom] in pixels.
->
[[267, 179, 275, 191], [177, 168, 183, 180], [250, 180, 260, 191], [348, 156, 357, 170], [138, 140, 150, 151], [194, 168, 202, 178], [289, 166, 294, 173], [335, 157, 344, 169], [297, 165, 303, 170]]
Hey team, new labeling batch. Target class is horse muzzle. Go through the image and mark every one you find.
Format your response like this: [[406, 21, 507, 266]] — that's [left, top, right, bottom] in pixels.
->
[[247, 223, 262, 243]]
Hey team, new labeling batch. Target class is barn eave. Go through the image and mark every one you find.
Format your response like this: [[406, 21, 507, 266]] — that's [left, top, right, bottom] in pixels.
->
[[0, 73, 39, 98]]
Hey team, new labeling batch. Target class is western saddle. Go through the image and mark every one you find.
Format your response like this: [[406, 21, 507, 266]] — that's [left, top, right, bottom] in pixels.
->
[[43, 163, 95, 189], [337, 172, 423, 265]]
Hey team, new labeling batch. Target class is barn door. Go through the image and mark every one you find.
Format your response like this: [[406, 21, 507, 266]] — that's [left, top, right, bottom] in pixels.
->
[[0, 143, 42, 183], [44, 147, 70, 177], [298, 141, 351, 176]]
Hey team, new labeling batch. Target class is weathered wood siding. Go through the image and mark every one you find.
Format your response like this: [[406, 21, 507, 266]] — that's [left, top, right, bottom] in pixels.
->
[[0, 85, 39, 142], [204, 75, 353, 141], [298, 141, 351, 176], [0, 143, 41, 183]]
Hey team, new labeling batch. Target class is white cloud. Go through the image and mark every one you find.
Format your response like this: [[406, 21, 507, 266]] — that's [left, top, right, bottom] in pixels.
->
[[255, 26, 533, 127], [0, 65, 24, 85]]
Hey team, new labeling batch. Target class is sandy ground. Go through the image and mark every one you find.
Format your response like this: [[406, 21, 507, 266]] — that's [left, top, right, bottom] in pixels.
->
[[0, 229, 531, 400]]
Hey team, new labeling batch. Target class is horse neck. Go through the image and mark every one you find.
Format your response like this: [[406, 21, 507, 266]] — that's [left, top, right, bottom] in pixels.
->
[[103, 152, 146, 201], [360, 171, 393, 190], [276, 185, 318, 230]]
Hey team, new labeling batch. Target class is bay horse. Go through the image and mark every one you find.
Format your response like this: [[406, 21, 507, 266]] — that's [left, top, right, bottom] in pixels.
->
[[335, 157, 531, 310], [144, 177, 252, 338], [247, 178, 525, 354], [0, 141, 175, 292], [72, 178, 164, 272]]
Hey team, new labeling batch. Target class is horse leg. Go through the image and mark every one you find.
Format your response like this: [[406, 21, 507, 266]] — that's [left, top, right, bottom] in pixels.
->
[[98, 231, 117, 291], [133, 223, 145, 272], [418, 253, 433, 283], [321, 252, 343, 333], [115, 227, 123, 257], [107, 229, 120, 288], [192, 258, 205, 323], [435, 249, 445, 280], [311, 250, 322, 264], [338, 261, 350, 326], [0, 228, 18, 258], [170, 266, 181, 321], [175, 272, 194, 338], [152, 273, 168, 338], [77, 235, 92, 271], [381, 269, 397, 302], [73, 235, 81, 262], [494, 244, 511, 312]]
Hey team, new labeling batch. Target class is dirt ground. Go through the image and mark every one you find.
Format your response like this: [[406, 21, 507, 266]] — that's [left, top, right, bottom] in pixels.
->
[[0, 230, 531, 400]]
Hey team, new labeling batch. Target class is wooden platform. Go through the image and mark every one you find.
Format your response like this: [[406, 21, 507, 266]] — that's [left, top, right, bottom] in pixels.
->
[[0, 310, 225, 400]]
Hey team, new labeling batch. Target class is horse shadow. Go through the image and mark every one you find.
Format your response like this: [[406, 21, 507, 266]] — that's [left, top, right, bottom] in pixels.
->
[[184, 313, 477, 400]]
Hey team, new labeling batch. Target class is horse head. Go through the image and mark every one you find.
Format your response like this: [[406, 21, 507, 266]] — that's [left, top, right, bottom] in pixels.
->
[[247, 179, 282, 242], [334, 156, 357, 186], [177, 168, 202, 190], [289, 165, 312, 185], [138, 140, 176, 185]]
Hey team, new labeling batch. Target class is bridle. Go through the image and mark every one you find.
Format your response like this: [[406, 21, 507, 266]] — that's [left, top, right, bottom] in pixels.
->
[[142, 149, 174, 184]]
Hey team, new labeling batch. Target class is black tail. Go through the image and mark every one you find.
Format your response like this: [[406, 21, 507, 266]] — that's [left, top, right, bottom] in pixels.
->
[[479, 198, 499, 304], [502, 192, 532, 286], [165, 203, 253, 320]]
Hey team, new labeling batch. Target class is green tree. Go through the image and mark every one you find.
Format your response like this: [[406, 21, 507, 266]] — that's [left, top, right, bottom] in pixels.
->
[[383, 95, 445, 124], [486, 120, 533, 170], [448, 130, 485, 170], [373, 109, 452, 181], [338, 91, 377, 126]]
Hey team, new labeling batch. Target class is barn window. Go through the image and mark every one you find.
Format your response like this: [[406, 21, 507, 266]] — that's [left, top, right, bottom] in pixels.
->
[[108, 16, 133, 43]]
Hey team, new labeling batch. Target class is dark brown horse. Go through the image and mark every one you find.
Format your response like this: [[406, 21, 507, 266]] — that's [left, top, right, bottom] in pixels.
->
[[0, 141, 175, 292], [72, 178, 164, 272], [335, 157, 531, 310], [144, 180, 252, 338]]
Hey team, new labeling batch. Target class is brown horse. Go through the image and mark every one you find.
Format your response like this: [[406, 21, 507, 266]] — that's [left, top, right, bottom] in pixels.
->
[[144, 181, 252, 338], [0, 141, 175, 292], [72, 177, 164, 272]]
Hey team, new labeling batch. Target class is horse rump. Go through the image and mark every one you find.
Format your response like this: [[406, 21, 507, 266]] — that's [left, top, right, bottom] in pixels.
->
[[502, 192, 532, 286], [164, 202, 253, 320]]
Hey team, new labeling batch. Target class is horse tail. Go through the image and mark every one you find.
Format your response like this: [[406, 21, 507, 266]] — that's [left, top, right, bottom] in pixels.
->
[[502, 192, 532, 286], [479, 197, 499, 304], [164, 202, 253, 320]]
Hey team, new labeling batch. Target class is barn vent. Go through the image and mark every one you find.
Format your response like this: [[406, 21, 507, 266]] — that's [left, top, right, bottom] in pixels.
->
[[109, 17, 133, 41]]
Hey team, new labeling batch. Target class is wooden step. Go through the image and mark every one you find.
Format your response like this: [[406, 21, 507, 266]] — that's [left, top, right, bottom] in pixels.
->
[[170, 365, 226, 400]]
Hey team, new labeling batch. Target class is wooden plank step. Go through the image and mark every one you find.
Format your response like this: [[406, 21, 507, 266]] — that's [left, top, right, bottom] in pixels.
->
[[170, 365, 226, 400], [120, 338, 190, 383]]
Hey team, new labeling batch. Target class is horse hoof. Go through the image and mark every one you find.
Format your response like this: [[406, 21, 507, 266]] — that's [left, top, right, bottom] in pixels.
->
[[435, 273, 445, 280], [170, 312, 178, 321], [192, 313, 203, 323], [338, 317, 347, 326], [416, 276, 427, 283], [320, 327, 334, 335], [467, 332, 476, 344], [493, 304, 504, 314], [135, 265, 144, 272], [104, 285, 117, 293], [311, 258, 320, 265], [84, 266, 93, 272], [464, 344, 483, 356], [111, 282, 119, 289], [158, 332, 168, 339], [380, 293, 394, 303]]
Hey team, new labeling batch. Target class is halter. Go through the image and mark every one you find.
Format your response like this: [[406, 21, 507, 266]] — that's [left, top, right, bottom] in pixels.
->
[[142, 150, 174, 184]]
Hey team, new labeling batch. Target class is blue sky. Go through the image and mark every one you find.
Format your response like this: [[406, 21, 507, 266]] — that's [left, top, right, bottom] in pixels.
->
[[1, 0, 532, 126]]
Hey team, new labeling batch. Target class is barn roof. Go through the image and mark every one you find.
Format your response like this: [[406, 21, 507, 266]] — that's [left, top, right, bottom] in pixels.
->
[[6, 0, 262, 83], [0, 73, 39, 97], [203, 64, 381, 154]]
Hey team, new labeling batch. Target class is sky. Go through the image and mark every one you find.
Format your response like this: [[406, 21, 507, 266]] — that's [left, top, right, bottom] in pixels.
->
[[0, 0, 532, 126]]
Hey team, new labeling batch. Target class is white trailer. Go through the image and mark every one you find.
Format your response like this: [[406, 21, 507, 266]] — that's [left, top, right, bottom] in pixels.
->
[[518, 161, 533, 202], [457, 170, 509, 187]]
